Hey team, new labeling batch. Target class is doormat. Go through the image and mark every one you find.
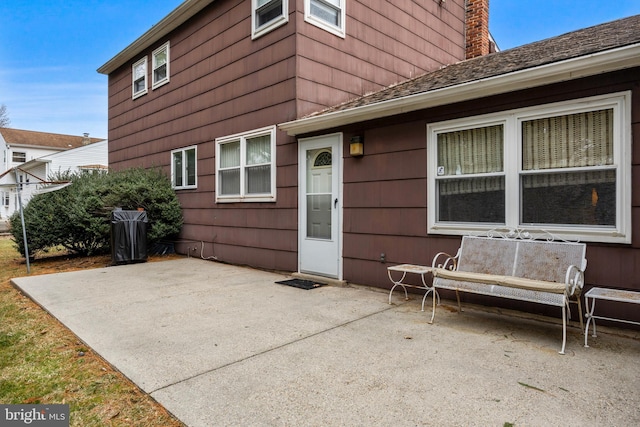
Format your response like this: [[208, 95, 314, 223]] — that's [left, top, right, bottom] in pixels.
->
[[275, 279, 326, 290]]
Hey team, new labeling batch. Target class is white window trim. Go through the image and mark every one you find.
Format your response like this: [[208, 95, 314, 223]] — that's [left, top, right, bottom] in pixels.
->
[[304, 0, 346, 38], [215, 125, 277, 203], [132, 57, 148, 99], [427, 92, 632, 244], [152, 42, 170, 90], [251, 0, 289, 40], [171, 145, 197, 190]]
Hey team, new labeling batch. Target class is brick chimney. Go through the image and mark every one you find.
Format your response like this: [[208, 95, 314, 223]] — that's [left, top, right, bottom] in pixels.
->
[[466, 0, 491, 59]]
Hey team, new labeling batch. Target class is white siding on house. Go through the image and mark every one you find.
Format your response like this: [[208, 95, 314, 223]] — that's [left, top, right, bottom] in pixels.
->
[[0, 140, 108, 220], [41, 140, 108, 178], [10, 147, 59, 165]]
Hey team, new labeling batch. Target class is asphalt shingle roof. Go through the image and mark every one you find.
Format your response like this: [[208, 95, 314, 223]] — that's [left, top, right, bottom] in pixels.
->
[[311, 14, 640, 116], [0, 128, 104, 150]]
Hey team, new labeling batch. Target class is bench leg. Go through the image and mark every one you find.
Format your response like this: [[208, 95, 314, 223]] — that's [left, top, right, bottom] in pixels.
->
[[455, 290, 463, 313], [559, 304, 567, 355], [429, 288, 437, 324], [576, 297, 584, 332]]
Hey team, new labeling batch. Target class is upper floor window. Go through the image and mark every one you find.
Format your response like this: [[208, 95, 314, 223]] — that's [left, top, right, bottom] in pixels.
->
[[427, 92, 631, 244], [252, 0, 288, 39], [132, 57, 147, 99], [305, 0, 345, 38], [171, 146, 197, 189], [12, 151, 26, 163], [152, 42, 170, 89], [2, 191, 9, 207], [216, 126, 276, 203]]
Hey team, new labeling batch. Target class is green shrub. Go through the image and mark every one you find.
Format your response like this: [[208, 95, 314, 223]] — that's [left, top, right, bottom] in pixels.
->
[[9, 168, 183, 257]]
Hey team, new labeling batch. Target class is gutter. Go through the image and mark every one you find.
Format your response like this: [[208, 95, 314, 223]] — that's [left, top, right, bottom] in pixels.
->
[[97, 0, 215, 75], [279, 43, 640, 136]]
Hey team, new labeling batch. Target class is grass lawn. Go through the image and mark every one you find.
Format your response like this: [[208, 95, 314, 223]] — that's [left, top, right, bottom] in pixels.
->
[[0, 235, 185, 426]]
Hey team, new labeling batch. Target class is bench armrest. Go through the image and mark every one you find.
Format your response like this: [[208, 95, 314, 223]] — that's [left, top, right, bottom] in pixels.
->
[[432, 251, 458, 271], [565, 264, 585, 296]]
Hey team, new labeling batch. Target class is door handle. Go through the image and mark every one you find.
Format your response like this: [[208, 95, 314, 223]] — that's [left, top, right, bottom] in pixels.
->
[[334, 198, 338, 208]]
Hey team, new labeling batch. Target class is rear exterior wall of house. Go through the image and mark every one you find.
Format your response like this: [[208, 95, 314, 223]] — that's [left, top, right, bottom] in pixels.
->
[[106, 0, 467, 272]]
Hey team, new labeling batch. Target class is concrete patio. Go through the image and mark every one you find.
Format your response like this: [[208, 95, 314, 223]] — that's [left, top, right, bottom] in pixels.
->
[[12, 257, 640, 426]]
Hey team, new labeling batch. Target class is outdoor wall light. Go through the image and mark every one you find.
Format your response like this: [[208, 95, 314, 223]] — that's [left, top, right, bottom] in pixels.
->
[[350, 135, 364, 157]]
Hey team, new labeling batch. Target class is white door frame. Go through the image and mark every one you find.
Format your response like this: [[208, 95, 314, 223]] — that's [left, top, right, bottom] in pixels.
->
[[298, 133, 343, 279]]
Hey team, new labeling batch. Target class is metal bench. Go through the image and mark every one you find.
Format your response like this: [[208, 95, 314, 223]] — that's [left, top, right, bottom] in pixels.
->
[[430, 230, 587, 354]]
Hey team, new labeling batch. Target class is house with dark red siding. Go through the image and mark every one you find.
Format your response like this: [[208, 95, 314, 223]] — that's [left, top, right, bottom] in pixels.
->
[[99, 0, 640, 324], [98, 0, 479, 279]]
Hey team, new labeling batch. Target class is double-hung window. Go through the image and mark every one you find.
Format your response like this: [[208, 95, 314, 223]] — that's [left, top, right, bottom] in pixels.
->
[[427, 93, 631, 243], [152, 42, 170, 89], [252, 0, 288, 39], [12, 151, 26, 163], [216, 126, 276, 202], [305, 0, 345, 38], [132, 57, 147, 99], [171, 146, 197, 189]]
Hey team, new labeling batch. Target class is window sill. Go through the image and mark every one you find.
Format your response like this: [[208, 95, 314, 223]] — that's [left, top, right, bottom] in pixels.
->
[[152, 78, 169, 90], [252, 16, 288, 40], [216, 195, 276, 203], [132, 90, 147, 100], [304, 15, 345, 38]]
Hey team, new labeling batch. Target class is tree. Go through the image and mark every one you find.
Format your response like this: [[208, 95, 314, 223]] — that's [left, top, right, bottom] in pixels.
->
[[0, 104, 10, 128]]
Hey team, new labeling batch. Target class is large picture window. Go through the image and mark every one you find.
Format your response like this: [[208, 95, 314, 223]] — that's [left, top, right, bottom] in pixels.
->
[[252, 0, 288, 39], [427, 93, 631, 243], [171, 146, 197, 189], [216, 126, 276, 203], [305, 0, 345, 38]]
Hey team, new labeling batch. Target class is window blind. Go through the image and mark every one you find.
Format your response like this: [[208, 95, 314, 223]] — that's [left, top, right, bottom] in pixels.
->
[[522, 109, 613, 171]]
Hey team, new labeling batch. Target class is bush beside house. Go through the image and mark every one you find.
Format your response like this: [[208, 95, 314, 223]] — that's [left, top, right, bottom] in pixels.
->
[[9, 168, 183, 257]]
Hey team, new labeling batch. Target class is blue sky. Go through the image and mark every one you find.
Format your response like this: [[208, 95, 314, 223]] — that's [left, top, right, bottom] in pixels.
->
[[1, 0, 639, 139]]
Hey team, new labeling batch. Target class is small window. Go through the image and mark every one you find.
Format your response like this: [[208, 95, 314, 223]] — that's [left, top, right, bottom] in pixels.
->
[[12, 151, 26, 163], [305, 0, 345, 38], [252, 0, 288, 39], [2, 191, 9, 207], [216, 126, 276, 202], [152, 42, 170, 89], [427, 93, 631, 244], [132, 57, 148, 99], [171, 146, 197, 189]]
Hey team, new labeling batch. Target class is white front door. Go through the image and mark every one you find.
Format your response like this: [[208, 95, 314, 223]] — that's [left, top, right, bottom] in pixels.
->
[[298, 134, 342, 279]]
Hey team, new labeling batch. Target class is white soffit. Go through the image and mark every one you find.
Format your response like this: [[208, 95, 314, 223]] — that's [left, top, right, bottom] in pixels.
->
[[279, 43, 640, 136]]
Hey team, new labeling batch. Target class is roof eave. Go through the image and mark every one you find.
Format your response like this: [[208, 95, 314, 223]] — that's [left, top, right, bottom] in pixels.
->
[[279, 43, 640, 136], [97, 0, 214, 75], [20, 158, 51, 170], [6, 143, 70, 151]]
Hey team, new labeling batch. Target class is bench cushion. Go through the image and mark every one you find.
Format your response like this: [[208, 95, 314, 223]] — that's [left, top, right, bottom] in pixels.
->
[[433, 268, 566, 294]]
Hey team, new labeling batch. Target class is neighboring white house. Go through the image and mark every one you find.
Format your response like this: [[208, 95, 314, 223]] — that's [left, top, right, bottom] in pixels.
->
[[0, 128, 107, 222]]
